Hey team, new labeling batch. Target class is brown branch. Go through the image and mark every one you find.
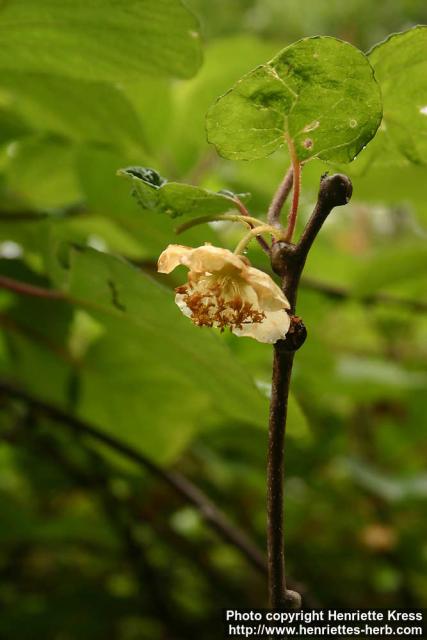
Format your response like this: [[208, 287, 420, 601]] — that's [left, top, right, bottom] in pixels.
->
[[267, 347, 295, 609], [267, 167, 293, 228], [4, 419, 191, 636], [283, 137, 301, 242], [266, 173, 353, 610], [0, 274, 66, 300], [0, 203, 86, 223], [0, 380, 267, 577], [0, 212, 49, 222], [297, 174, 352, 258]]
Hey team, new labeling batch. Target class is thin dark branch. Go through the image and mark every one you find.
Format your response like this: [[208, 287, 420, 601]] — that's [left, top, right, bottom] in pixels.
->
[[0, 380, 267, 577], [267, 167, 293, 228], [0, 274, 66, 300], [267, 348, 295, 609], [81, 443, 191, 635], [4, 419, 190, 636], [266, 173, 353, 610], [296, 174, 352, 258], [0, 203, 86, 223], [0, 212, 49, 222]]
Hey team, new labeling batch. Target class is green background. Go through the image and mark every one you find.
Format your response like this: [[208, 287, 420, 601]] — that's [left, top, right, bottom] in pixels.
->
[[0, 1, 426, 638]]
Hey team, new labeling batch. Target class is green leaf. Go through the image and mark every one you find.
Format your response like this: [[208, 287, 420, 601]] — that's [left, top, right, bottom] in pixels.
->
[[64, 248, 268, 463], [76, 147, 221, 258], [206, 36, 382, 163], [0, 73, 146, 153], [287, 394, 311, 440], [351, 242, 427, 296], [369, 26, 427, 165], [0, 0, 202, 81], [121, 78, 173, 154], [0, 262, 75, 403], [119, 166, 249, 218], [345, 457, 427, 501], [5, 137, 82, 210], [171, 36, 278, 173], [0, 106, 30, 146]]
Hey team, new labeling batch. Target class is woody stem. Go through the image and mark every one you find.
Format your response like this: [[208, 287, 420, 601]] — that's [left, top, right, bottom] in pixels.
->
[[267, 173, 353, 610]]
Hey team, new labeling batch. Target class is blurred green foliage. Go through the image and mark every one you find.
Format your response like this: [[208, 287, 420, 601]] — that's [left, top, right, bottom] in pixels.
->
[[0, 1, 426, 638]]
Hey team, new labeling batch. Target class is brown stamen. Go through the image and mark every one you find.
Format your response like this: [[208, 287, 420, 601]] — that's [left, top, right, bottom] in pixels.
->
[[176, 282, 266, 332]]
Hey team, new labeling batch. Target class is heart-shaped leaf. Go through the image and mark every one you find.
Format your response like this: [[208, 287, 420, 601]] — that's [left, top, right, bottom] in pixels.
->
[[206, 36, 382, 163]]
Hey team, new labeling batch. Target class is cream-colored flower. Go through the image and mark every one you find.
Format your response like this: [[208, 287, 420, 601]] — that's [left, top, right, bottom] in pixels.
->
[[157, 244, 291, 344]]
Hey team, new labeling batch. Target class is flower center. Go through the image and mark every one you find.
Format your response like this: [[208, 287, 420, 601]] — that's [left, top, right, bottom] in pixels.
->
[[176, 275, 265, 332]]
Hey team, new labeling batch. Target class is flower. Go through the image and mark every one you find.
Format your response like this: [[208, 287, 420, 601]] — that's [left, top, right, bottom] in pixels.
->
[[157, 244, 291, 344]]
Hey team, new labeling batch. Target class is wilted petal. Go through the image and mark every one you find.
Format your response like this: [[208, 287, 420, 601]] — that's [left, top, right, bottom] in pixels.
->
[[180, 244, 246, 275], [157, 244, 192, 274], [175, 292, 193, 318], [243, 266, 290, 310], [233, 309, 291, 344]]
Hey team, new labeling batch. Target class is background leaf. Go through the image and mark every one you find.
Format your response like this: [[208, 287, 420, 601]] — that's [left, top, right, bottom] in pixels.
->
[[0, 0, 202, 81], [0, 2, 427, 632], [65, 248, 269, 462], [0, 73, 146, 153], [369, 26, 427, 165]]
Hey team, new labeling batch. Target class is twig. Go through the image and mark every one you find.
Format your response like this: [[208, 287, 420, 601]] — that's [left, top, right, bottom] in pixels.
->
[[0, 380, 267, 576], [297, 175, 352, 257], [175, 213, 264, 235], [267, 347, 295, 609], [0, 212, 49, 222], [233, 196, 271, 255], [267, 167, 293, 228], [234, 224, 284, 256], [0, 203, 86, 223], [283, 137, 301, 242], [266, 173, 353, 609], [0, 274, 66, 300], [4, 419, 191, 636]]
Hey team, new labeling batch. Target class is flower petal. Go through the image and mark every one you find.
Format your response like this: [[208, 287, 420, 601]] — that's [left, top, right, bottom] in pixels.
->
[[157, 244, 193, 274], [181, 245, 246, 275], [243, 266, 290, 310], [232, 309, 291, 344], [175, 292, 193, 318], [158, 243, 292, 344], [158, 244, 247, 276]]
